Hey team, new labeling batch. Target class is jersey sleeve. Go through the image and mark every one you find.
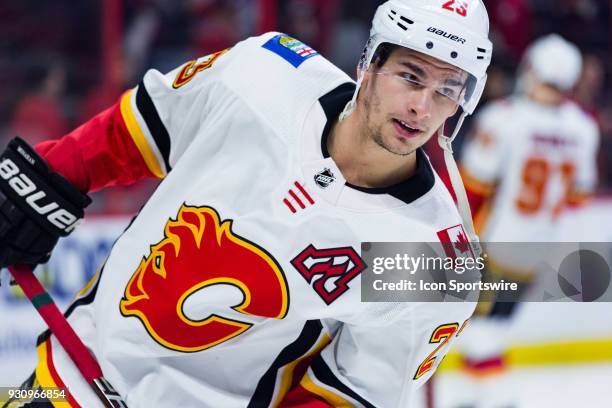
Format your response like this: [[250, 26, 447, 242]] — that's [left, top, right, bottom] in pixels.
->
[[131, 48, 230, 170], [281, 303, 473, 407], [35, 94, 159, 193], [460, 102, 510, 217], [568, 117, 599, 205], [461, 101, 511, 190], [34, 47, 232, 193]]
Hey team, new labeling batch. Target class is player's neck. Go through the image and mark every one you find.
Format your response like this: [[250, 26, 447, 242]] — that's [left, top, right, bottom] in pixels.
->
[[328, 113, 417, 189]]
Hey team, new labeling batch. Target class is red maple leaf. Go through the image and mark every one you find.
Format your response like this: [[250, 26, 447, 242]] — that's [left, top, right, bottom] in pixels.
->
[[454, 230, 471, 254]]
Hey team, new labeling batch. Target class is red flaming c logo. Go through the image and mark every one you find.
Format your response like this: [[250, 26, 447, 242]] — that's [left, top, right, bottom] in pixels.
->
[[120, 205, 289, 352]]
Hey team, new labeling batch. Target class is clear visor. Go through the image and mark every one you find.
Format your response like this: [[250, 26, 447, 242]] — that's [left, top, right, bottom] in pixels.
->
[[374, 70, 477, 109], [363, 41, 479, 112]]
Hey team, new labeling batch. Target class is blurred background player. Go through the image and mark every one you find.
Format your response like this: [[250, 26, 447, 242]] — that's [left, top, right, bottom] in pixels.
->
[[462, 34, 599, 245], [450, 34, 600, 407]]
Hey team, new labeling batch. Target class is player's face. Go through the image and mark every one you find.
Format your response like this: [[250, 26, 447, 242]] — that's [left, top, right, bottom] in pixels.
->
[[360, 48, 467, 156]]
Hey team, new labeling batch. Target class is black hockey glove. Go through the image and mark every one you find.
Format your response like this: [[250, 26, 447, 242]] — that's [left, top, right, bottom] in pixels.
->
[[0, 137, 91, 269]]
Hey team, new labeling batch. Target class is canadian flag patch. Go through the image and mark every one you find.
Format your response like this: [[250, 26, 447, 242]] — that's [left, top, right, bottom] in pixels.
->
[[437, 224, 474, 258]]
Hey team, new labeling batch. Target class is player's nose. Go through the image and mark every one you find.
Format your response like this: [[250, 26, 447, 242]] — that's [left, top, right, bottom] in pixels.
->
[[407, 88, 434, 120]]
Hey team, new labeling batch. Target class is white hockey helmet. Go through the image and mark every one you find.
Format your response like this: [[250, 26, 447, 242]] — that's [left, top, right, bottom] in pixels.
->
[[520, 34, 582, 91], [341, 0, 493, 118]]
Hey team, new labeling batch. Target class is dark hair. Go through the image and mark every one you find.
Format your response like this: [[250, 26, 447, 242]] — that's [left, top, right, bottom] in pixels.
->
[[371, 42, 400, 69]]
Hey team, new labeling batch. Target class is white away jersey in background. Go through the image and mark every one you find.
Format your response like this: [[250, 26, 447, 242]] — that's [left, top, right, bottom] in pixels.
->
[[38, 33, 474, 408], [461, 96, 599, 243]]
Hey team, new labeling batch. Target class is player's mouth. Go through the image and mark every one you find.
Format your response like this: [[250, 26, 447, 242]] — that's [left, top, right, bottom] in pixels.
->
[[392, 118, 422, 139]]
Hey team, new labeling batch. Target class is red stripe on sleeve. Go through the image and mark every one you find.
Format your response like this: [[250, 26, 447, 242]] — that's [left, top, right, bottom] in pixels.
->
[[35, 94, 155, 193], [294, 182, 315, 205], [289, 190, 306, 209], [45, 340, 81, 408]]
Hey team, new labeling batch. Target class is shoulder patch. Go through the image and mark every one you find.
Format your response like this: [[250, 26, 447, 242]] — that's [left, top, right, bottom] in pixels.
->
[[262, 34, 318, 68]]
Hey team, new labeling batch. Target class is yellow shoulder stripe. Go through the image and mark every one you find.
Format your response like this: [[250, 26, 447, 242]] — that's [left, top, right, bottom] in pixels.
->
[[119, 89, 165, 179], [273, 333, 332, 407], [300, 372, 355, 407]]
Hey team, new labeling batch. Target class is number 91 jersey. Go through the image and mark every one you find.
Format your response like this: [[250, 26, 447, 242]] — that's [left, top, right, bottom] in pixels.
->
[[461, 96, 599, 243]]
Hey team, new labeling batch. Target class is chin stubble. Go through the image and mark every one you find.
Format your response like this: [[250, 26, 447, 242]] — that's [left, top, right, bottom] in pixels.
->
[[372, 131, 415, 156]]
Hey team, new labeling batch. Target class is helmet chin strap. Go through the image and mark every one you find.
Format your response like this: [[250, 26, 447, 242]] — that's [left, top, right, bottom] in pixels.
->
[[340, 47, 374, 122], [339, 71, 366, 122], [437, 112, 482, 257]]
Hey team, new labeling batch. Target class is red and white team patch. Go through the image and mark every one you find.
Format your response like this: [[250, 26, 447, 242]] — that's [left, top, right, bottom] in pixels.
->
[[437, 224, 474, 258]]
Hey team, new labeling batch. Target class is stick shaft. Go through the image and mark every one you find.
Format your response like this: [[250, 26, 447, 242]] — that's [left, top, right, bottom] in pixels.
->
[[8, 264, 127, 407]]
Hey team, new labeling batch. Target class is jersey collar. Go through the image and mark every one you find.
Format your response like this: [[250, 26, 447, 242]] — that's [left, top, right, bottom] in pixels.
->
[[300, 82, 435, 208]]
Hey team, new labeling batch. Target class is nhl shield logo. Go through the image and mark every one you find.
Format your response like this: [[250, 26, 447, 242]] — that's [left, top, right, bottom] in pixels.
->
[[314, 168, 336, 189]]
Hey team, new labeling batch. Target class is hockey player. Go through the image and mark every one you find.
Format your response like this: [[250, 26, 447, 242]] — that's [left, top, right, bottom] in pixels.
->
[[462, 34, 599, 246], [1, 1, 492, 407], [461, 34, 599, 303], [455, 34, 600, 406]]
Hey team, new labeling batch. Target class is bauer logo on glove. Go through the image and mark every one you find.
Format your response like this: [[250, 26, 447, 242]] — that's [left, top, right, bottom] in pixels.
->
[[0, 137, 90, 268], [0, 157, 80, 233], [0, 137, 90, 236]]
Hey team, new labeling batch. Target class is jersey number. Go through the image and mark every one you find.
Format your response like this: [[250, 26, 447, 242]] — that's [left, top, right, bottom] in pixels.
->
[[515, 157, 576, 215], [442, 0, 467, 17], [172, 49, 228, 89], [414, 320, 468, 380]]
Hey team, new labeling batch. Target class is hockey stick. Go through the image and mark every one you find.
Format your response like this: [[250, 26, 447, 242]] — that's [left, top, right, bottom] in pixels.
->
[[8, 264, 128, 408]]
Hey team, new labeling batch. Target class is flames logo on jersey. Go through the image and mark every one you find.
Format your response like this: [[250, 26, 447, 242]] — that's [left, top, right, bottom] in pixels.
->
[[120, 204, 289, 352]]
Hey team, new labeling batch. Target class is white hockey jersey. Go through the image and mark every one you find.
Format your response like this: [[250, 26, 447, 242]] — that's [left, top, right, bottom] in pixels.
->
[[34, 33, 475, 408], [461, 96, 599, 244]]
